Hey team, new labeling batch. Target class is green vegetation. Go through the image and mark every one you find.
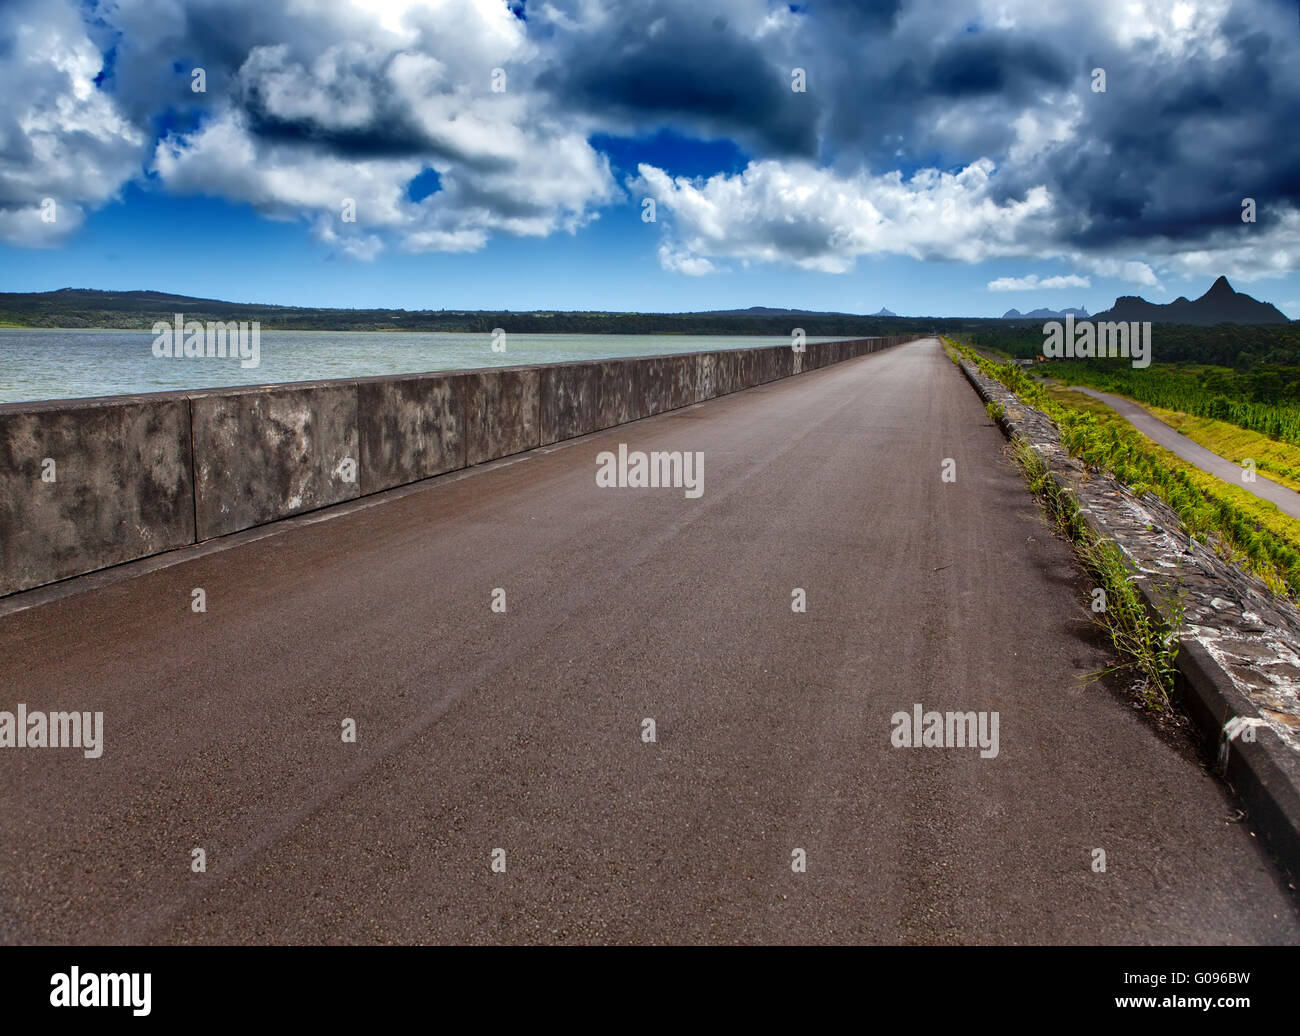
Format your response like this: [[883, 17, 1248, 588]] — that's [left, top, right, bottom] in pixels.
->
[[948, 339, 1300, 600], [1076, 537, 1183, 711], [964, 324, 1300, 489], [1056, 363, 1300, 446], [985, 401, 1005, 423], [964, 326, 1300, 456], [964, 323, 1300, 368], [1009, 436, 1181, 710]]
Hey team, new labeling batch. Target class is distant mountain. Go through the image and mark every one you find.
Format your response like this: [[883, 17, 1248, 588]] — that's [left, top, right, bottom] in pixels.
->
[[1092, 276, 1289, 325], [702, 306, 856, 318], [871, 307, 898, 317], [1002, 306, 1089, 320]]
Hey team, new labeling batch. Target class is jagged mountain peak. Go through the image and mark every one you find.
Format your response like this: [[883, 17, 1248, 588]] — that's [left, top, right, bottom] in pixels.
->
[[1093, 277, 1287, 326]]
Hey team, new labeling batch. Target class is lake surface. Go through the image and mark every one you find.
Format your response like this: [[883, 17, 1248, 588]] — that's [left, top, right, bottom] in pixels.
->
[[0, 329, 839, 404]]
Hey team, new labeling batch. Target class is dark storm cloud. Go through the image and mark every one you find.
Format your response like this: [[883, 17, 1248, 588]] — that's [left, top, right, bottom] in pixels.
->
[[539, 5, 819, 157], [585, 0, 1300, 257], [927, 35, 1071, 96], [235, 54, 439, 162], [84, 0, 300, 121], [810, 0, 905, 32], [242, 108, 429, 159], [999, 14, 1300, 249]]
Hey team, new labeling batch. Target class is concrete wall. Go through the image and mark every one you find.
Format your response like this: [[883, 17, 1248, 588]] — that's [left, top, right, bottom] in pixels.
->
[[0, 335, 919, 596], [190, 381, 361, 540], [0, 395, 194, 595], [464, 368, 540, 465], [358, 372, 465, 496]]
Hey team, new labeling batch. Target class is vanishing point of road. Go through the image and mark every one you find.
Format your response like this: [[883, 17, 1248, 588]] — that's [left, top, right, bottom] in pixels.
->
[[1, 339, 1296, 944]]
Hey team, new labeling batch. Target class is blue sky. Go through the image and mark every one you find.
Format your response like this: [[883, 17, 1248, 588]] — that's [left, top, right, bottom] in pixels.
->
[[2, 0, 1298, 318]]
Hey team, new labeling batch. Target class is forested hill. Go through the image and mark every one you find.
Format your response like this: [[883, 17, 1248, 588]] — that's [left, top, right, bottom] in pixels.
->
[[964, 323, 1300, 368], [0, 288, 988, 336]]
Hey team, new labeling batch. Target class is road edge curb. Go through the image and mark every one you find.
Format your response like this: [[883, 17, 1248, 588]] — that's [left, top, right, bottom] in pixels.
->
[[958, 357, 1300, 884]]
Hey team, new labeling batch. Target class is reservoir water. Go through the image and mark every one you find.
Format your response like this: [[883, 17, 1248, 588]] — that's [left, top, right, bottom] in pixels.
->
[[0, 329, 839, 405]]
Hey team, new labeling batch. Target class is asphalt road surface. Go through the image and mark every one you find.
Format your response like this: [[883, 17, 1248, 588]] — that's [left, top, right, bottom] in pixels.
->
[[1, 339, 1296, 945], [1070, 385, 1300, 521]]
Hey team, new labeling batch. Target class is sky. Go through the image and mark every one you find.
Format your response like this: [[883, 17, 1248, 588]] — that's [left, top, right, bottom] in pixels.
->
[[1, 0, 1298, 318]]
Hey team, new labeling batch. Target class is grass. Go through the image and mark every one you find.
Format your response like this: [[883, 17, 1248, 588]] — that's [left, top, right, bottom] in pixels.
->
[[1075, 537, 1183, 710], [1007, 437, 1182, 710]]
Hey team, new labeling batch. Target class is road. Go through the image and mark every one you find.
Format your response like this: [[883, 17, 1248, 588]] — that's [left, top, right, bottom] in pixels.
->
[[1, 339, 1296, 945], [1069, 385, 1300, 521]]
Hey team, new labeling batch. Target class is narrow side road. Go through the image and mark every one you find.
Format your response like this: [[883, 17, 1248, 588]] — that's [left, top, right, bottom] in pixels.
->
[[1069, 385, 1300, 520]]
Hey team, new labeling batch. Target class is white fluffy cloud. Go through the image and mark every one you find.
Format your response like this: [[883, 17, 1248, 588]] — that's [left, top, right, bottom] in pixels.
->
[[635, 158, 1056, 275], [0, 0, 145, 246], [1068, 258, 1161, 288], [988, 274, 1091, 291], [149, 8, 618, 259], [657, 243, 717, 276]]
